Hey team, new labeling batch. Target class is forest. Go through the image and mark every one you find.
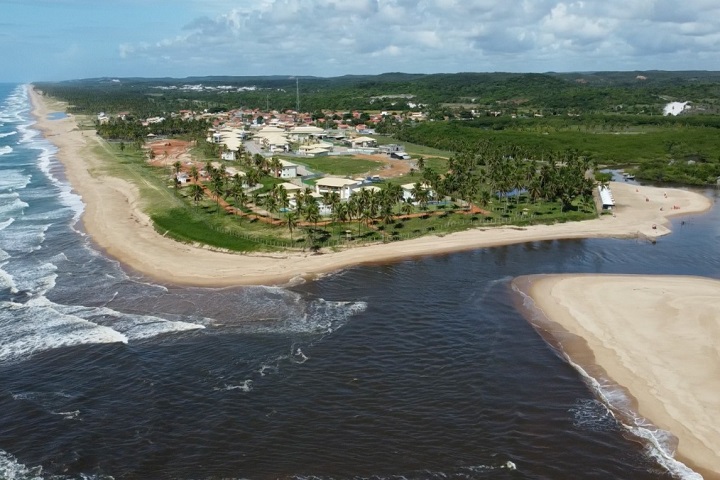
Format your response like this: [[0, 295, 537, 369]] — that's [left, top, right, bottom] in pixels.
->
[[35, 70, 720, 186], [35, 70, 720, 117]]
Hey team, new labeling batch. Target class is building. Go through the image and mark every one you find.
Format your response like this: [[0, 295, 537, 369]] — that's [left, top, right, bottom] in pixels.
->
[[288, 126, 327, 142], [278, 160, 298, 179], [348, 136, 377, 148], [401, 182, 433, 204], [598, 185, 615, 210], [315, 177, 361, 200]]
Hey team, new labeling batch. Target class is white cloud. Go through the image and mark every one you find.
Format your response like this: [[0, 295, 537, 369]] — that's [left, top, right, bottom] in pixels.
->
[[117, 0, 720, 75]]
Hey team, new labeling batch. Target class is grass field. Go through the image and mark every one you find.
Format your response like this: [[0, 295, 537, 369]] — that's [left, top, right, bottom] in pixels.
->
[[290, 155, 380, 176]]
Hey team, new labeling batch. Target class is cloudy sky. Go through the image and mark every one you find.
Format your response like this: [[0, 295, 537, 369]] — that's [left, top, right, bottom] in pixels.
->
[[2, 0, 719, 82]]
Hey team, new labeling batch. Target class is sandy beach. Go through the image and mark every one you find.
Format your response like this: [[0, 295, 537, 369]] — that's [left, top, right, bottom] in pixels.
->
[[29, 86, 713, 287], [516, 274, 720, 479]]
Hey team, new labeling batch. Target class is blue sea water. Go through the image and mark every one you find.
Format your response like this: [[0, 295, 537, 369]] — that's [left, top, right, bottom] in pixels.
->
[[0, 82, 719, 479]]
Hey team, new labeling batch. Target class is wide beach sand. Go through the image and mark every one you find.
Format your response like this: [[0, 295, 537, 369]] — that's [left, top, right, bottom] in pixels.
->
[[29, 85, 713, 287], [515, 274, 720, 479]]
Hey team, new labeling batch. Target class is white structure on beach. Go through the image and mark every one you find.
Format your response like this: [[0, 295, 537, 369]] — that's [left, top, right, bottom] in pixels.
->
[[598, 185, 615, 210]]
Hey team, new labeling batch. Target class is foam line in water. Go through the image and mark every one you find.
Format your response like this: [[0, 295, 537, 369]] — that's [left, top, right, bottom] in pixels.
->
[[47, 302, 205, 341], [567, 359, 702, 480], [0, 262, 19, 293], [0, 131, 17, 138], [0, 146, 13, 155], [0, 170, 32, 191], [0, 449, 44, 480], [0, 299, 129, 364]]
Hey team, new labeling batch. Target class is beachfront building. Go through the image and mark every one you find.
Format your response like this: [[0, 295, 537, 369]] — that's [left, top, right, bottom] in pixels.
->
[[315, 177, 361, 201], [401, 182, 434, 204], [253, 126, 291, 153], [277, 160, 298, 179], [598, 185, 615, 210]]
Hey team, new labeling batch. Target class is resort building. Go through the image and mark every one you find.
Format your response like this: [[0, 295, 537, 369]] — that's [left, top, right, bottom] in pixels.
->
[[315, 177, 361, 201], [401, 182, 433, 204], [278, 160, 299, 179]]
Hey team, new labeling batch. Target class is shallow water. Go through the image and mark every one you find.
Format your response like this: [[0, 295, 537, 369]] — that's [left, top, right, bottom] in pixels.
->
[[1, 83, 718, 479]]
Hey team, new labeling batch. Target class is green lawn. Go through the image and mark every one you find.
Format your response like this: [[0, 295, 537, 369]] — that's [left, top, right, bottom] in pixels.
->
[[371, 135, 453, 158], [290, 155, 380, 176]]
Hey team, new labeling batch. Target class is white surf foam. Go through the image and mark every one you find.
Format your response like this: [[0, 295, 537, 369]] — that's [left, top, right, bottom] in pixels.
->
[[0, 223, 48, 254], [0, 299, 129, 364], [0, 449, 44, 480], [49, 303, 205, 341], [23, 127, 84, 223], [216, 380, 254, 392], [0, 131, 17, 138], [0, 171, 32, 192], [0, 262, 19, 293], [0, 218, 14, 231], [0, 194, 29, 218], [0, 146, 13, 156]]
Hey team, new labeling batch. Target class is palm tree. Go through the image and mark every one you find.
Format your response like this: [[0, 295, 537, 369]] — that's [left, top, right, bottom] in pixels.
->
[[270, 157, 282, 178], [304, 201, 320, 228], [400, 200, 413, 217], [190, 165, 199, 183], [188, 183, 205, 207], [211, 175, 224, 214], [265, 194, 279, 219], [173, 160, 182, 176], [284, 211, 298, 241]]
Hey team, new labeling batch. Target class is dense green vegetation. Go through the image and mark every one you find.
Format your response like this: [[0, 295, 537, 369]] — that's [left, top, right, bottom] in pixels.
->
[[395, 122, 720, 185], [35, 70, 720, 117], [37, 71, 720, 185]]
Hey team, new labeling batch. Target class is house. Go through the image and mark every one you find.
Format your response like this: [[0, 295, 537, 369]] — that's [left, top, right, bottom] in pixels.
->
[[278, 182, 303, 195], [209, 127, 246, 160], [315, 177, 361, 200], [254, 126, 291, 152], [297, 145, 331, 157], [278, 160, 298, 179], [348, 136, 377, 148], [379, 144, 404, 154], [401, 182, 433, 204], [288, 126, 327, 142]]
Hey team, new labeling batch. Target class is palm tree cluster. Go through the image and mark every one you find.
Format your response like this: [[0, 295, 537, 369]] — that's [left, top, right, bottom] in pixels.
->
[[415, 143, 596, 212]]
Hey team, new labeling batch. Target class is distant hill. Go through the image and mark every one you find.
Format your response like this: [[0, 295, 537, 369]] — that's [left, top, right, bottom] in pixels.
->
[[35, 71, 720, 117]]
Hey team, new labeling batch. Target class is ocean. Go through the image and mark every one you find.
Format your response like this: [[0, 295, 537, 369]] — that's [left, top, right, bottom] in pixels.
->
[[0, 82, 718, 480]]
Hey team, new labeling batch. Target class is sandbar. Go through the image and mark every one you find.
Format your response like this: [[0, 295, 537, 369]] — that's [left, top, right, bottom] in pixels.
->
[[29, 85, 713, 287], [515, 274, 720, 479]]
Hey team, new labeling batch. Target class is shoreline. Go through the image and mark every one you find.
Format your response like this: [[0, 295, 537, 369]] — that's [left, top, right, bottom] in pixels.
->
[[514, 274, 720, 480], [29, 85, 714, 287]]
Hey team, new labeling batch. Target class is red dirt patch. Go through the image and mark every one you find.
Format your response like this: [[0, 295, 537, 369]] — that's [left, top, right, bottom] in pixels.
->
[[147, 139, 193, 168], [353, 154, 413, 179]]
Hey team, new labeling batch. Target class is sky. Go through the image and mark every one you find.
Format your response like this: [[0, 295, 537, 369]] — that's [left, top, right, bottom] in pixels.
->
[[2, 0, 720, 82]]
